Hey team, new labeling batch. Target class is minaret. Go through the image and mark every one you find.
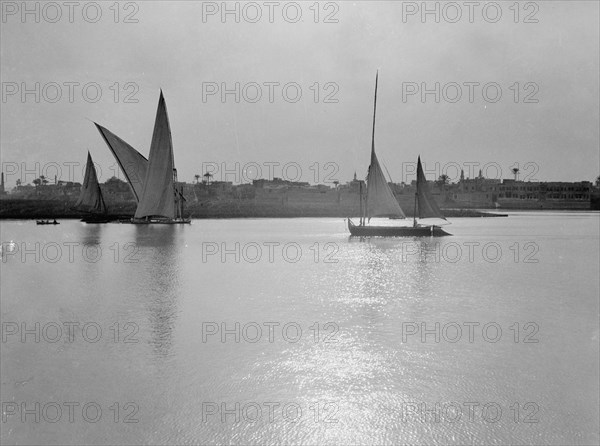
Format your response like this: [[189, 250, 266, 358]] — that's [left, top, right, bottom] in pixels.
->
[[353, 171, 357, 181], [0, 172, 4, 194]]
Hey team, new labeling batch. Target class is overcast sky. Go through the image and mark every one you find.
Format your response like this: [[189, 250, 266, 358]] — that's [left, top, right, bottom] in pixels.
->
[[1, 1, 598, 186]]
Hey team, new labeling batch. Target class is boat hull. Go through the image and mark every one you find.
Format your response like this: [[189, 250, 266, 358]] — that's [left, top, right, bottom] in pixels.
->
[[347, 219, 451, 237], [129, 218, 191, 225], [81, 215, 115, 224]]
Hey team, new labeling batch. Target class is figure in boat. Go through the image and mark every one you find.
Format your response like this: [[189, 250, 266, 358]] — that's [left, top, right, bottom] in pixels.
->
[[347, 72, 451, 237]]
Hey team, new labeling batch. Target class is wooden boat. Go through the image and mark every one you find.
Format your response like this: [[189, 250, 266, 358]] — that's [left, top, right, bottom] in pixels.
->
[[80, 215, 114, 223], [130, 217, 191, 225], [36, 220, 60, 225], [348, 219, 449, 237], [74, 152, 111, 223], [95, 91, 190, 225], [348, 72, 451, 237]]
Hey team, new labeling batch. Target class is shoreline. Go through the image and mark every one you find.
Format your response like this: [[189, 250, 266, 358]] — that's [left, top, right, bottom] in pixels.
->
[[3, 199, 598, 221], [0, 199, 514, 219], [7, 211, 599, 221]]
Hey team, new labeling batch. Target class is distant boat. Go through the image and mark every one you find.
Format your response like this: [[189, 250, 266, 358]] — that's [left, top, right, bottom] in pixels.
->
[[36, 220, 59, 225], [74, 152, 111, 223], [95, 91, 190, 224], [348, 72, 450, 237]]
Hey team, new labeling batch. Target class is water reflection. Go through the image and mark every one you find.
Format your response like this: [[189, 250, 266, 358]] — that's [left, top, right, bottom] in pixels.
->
[[133, 225, 185, 359], [1, 216, 597, 444], [333, 237, 450, 442], [77, 221, 104, 246], [412, 238, 440, 303], [348, 236, 439, 304]]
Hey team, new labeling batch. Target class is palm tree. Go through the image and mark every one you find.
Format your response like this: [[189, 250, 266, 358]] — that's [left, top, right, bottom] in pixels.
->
[[203, 172, 213, 186], [194, 174, 200, 184], [436, 174, 449, 191], [595, 175, 600, 188], [512, 167, 519, 181], [436, 173, 450, 194]]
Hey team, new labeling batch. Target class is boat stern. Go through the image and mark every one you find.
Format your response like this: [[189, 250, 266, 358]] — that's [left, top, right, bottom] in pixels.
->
[[432, 226, 452, 237]]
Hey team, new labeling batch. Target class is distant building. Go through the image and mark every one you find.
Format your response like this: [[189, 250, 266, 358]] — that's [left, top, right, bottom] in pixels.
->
[[343, 171, 365, 193], [9, 180, 81, 199], [494, 180, 591, 209], [447, 170, 501, 207], [445, 172, 592, 209], [497, 180, 591, 201], [252, 178, 309, 189]]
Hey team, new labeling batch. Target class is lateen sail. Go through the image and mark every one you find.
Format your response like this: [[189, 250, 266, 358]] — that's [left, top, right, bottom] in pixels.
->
[[134, 91, 176, 219], [75, 152, 107, 214], [416, 156, 445, 220], [365, 71, 406, 219], [366, 151, 406, 218], [94, 123, 148, 202]]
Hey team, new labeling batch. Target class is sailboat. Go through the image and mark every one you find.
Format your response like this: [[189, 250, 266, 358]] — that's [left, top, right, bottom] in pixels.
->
[[74, 152, 111, 223], [347, 73, 451, 237], [95, 91, 190, 224]]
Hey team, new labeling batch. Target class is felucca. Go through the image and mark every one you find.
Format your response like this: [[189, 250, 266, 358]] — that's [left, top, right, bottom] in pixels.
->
[[95, 91, 190, 224], [74, 151, 110, 223], [347, 73, 450, 237]]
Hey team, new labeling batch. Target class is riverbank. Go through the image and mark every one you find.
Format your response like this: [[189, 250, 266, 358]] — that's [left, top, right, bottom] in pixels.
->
[[0, 199, 509, 219]]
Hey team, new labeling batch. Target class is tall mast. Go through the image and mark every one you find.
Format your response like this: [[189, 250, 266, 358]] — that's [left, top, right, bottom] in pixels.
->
[[173, 168, 178, 218], [359, 181, 363, 226], [413, 156, 419, 227], [365, 70, 379, 222], [181, 185, 185, 218], [371, 70, 378, 156], [413, 188, 418, 227]]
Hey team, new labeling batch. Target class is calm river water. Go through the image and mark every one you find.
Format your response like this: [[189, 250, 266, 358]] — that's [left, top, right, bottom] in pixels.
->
[[1, 212, 598, 445]]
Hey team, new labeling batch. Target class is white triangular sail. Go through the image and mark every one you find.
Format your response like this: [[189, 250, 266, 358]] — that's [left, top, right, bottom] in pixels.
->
[[94, 123, 148, 202], [134, 92, 176, 219], [366, 151, 405, 218]]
